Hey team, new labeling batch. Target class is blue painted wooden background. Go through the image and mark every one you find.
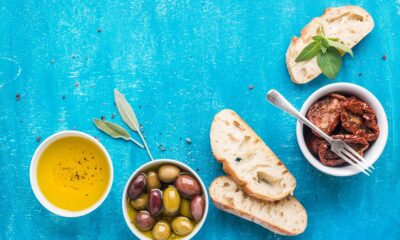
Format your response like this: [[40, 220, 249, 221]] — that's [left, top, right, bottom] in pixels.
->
[[0, 0, 399, 239]]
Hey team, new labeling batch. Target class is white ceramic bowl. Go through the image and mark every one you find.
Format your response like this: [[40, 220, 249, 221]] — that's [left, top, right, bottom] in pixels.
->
[[296, 83, 388, 176], [122, 159, 208, 240], [30, 130, 113, 217]]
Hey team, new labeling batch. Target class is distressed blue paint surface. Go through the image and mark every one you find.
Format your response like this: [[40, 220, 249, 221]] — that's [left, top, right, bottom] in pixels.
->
[[0, 0, 399, 239]]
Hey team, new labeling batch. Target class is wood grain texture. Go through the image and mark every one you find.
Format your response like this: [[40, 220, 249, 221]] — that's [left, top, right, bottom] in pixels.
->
[[0, 0, 399, 239]]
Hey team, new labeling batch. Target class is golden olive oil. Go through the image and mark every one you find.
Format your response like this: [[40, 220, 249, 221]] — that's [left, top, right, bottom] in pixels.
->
[[37, 136, 110, 211]]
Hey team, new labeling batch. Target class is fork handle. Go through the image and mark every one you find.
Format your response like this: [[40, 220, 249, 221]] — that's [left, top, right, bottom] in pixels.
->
[[266, 89, 333, 143]]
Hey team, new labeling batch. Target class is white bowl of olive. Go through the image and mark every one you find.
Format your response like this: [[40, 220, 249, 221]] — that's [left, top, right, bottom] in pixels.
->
[[122, 159, 209, 240]]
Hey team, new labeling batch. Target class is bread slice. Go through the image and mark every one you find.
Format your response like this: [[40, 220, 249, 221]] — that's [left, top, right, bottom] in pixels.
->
[[210, 109, 296, 201], [209, 176, 307, 236], [286, 6, 374, 84]]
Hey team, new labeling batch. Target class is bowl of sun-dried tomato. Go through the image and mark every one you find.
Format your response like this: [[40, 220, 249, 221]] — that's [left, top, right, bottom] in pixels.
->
[[296, 83, 388, 176]]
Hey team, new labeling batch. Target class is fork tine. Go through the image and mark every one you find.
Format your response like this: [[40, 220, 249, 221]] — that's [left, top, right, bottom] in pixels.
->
[[342, 149, 375, 173], [343, 145, 375, 170], [335, 151, 370, 176], [340, 150, 373, 174]]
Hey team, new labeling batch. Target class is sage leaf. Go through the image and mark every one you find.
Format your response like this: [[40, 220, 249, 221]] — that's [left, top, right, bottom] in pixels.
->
[[326, 39, 353, 57], [295, 41, 321, 62], [93, 119, 130, 140], [317, 47, 342, 79], [114, 89, 154, 161], [94, 119, 144, 148], [114, 89, 139, 132]]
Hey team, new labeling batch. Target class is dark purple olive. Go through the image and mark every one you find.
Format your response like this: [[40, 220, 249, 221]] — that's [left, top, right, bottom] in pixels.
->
[[128, 173, 147, 200], [190, 195, 205, 221], [175, 174, 201, 198], [135, 210, 155, 231], [148, 189, 162, 216]]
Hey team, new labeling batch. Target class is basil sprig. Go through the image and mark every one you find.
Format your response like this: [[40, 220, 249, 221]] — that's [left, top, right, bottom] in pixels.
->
[[295, 25, 353, 79]]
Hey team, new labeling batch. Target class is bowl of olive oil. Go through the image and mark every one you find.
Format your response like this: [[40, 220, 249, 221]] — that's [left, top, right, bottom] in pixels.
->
[[30, 130, 113, 217]]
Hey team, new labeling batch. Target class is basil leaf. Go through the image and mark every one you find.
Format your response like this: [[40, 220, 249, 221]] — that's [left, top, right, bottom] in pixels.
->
[[295, 41, 321, 62], [327, 37, 339, 41], [93, 119, 130, 140], [317, 47, 342, 79], [312, 36, 324, 41], [321, 44, 327, 53], [321, 38, 330, 48], [326, 39, 353, 57]]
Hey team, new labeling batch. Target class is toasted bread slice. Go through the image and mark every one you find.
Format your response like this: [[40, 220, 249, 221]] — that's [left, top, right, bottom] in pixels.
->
[[286, 6, 374, 84], [210, 109, 296, 201], [209, 176, 307, 236]]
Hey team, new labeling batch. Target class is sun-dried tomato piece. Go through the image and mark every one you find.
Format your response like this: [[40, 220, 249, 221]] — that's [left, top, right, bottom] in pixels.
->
[[333, 135, 370, 152], [329, 93, 347, 101], [305, 93, 380, 167], [307, 135, 324, 155], [306, 93, 346, 136], [341, 97, 379, 141], [318, 141, 347, 166], [340, 110, 363, 131], [317, 135, 369, 167]]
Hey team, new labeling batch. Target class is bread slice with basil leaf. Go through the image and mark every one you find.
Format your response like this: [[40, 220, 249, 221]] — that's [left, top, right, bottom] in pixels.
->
[[210, 109, 296, 201], [286, 6, 374, 84], [209, 176, 307, 236]]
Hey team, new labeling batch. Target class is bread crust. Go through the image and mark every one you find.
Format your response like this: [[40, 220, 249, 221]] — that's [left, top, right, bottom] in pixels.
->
[[210, 109, 296, 201], [286, 6, 374, 84], [209, 176, 307, 236]]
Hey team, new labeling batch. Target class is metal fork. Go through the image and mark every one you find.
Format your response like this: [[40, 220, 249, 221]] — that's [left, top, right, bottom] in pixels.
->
[[266, 89, 374, 176]]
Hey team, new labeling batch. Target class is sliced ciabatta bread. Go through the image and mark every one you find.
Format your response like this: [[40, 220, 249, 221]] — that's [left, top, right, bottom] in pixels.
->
[[209, 176, 307, 236], [286, 6, 374, 84], [210, 109, 296, 201]]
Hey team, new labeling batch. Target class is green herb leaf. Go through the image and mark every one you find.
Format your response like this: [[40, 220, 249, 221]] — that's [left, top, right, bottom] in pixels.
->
[[327, 37, 339, 41], [326, 39, 353, 57], [93, 119, 144, 148], [296, 27, 352, 79], [312, 36, 323, 41], [321, 44, 327, 53], [295, 41, 321, 62], [317, 47, 342, 79], [321, 38, 329, 48], [318, 23, 325, 36], [114, 89, 139, 132], [114, 89, 154, 160], [93, 119, 130, 140]]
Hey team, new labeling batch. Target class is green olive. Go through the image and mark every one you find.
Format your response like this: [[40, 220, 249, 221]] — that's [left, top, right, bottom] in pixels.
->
[[171, 216, 193, 236], [147, 171, 161, 190], [179, 198, 192, 218], [163, 186, 180, 215], [152, 220, 171, 240], [158, 165, 180, 183], [129, 193, 148, 210]]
